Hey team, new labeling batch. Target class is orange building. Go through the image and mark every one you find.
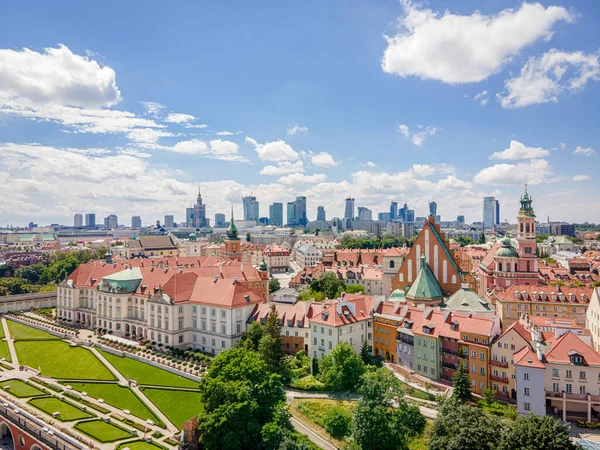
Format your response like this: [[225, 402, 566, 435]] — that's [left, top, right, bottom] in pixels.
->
[[373, 301, 404, 362]]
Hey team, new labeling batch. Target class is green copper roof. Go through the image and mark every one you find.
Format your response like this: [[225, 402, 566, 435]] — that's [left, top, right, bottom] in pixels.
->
[[495, 234, 519, 258], [389, 288, 406, 302], [406, 255, 443, 301], [260, 257, 268, 272], [442, 288, 492, 313], [227, 210, 239, 240], [189, 232, 197, 242]]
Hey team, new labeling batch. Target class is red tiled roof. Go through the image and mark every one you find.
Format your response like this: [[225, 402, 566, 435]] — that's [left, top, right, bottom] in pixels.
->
[[544, 331, 600, 365], [514, 346, 545, 369], [493, 284, 593, 304], [309, 294, 374, 326]]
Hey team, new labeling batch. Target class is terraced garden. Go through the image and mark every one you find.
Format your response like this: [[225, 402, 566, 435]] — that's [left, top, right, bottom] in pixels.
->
[[140, 387, 203, 428], [0, 379, 46, 398], [29, 397, 95, 421], [74, 419, 133, 443]]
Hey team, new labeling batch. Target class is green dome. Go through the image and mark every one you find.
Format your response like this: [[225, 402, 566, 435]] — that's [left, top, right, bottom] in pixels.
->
[[495, 234, 519, 258], [260, 257, 268, 272], [389, 288, 406, 302], [189, 232, 197, 242]]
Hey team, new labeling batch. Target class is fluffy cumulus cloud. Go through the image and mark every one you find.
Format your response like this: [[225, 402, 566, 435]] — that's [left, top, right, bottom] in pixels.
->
[[277, 173, 327, 185], [140, 101, 164, 117], [0, 44, 121, 108], [165, 113, 196, 124], [473, 159, 552, 186], [168, 139, 248, 162], [573, 146, 596, 156], [411, 164, 436, 176], [361, 161, 376, 168], [310, 152, 339, 168], [286, 123, 308, 135], [490, 140, 550, 160], [498, 50, 600, 108], [382, 2, 573, 84], [259, 160, 304, 176], [246, 137, 300, 162], [572, 175, 591, 181], [397, 124, 437, 146]]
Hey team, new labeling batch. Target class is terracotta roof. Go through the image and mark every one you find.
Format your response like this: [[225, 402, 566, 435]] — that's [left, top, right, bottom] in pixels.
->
[[248, 301, 313, 328], [493, 284, 593, 304], [309, 294, 374, 326], [514, 346, 545, 369], [499, 321, 533, 344], [480, 241, 503, 269], [544, 331, 600, 365]]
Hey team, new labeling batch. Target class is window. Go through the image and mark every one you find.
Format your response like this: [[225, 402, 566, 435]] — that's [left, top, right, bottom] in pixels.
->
[[471, 350, 477, 358], [497, 342, 502, 348], [472, 365, 476, 373], [178, 319, 183, 330], [472, 380, 476, 387], [566, 384, 572, 393], [524, 387, 530, 396], [580, 371, 586, 380], [566, 370, 572, 378], [178, 306, 183, 313], [580, 385, 586, 395], [552, 383, 559, 392], [480, 367, 485, 376], [480, 352, 485, 361], [178, 335, 184, 344], [524, 402, 531, 411], [473, 337, 479, 343], [523, 372, 529, 380], [552, 368, 559, 377]]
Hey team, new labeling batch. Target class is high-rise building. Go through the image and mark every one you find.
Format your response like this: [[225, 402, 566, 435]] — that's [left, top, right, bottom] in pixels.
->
[[317, 206, 326, 221], [407, 209, 415, 222], [269, 203, 283, 226], [131, 216, 142, 228], [495, 200, 500, 225], [295, 196, 307, 226], [457, 215, 465, 225], [357, 207, 372, 221], [429, 201, 437, 217], [390, 201, 398, 220], [344, 197, 355, 220], [74, 214, 83, 227], [378, 212, 391, 222], [483, 196, 496, 229], [242, 196, 259, 222], [104, 214, 118, 229], [214, 213, 226, 227], [85, 213, 96, 227], [164, 215, 175, 228], [287, 201, 296, 225], [399, 203, 408, 221], [186, 187, 207, 227]]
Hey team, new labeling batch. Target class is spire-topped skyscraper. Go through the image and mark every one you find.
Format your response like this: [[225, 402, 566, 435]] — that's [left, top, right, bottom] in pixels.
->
[[186, 185, 207, 227]]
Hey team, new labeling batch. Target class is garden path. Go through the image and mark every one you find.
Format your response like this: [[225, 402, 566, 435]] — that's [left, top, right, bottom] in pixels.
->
[[2, 317, 19, 365]]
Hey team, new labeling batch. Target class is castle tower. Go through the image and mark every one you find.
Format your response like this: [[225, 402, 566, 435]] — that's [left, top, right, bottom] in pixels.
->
[[517, 185, 536, 257], [223, 208, 242, 261]]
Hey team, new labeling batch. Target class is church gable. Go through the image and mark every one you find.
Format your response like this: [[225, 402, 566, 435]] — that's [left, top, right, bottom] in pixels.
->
[[392, 218, 463, 295]]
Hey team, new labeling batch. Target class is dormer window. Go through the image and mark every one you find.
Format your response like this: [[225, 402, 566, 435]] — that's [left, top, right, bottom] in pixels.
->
[[571, 355, 583, 364], [463, 335, 469, 341]]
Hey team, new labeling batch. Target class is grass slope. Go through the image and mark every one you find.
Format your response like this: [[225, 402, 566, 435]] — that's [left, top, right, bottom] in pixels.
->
[[7, 321, 60, 341], [29, 397, 94, 422], [0, 340, 12, 362], [100, 351, 198, 388], [140, 388, 203, 428], [0, 379, 46, 398], [75, 419, 132, 443], [68, 382, 161, 423], [0, 322, 5, 339], [15, 341, 115, 380]]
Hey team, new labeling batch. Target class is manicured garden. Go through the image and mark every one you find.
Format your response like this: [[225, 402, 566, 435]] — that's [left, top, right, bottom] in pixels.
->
[[0, 379, 46, 398], [7, 320, 61, 341], [15, 340, 115, 380], [140, 387, 203, 427], [116, 440, 167, 450], [74, 419, 133, 443], [100, 350, 199, 388], [0, 340, 12, 362], [67, 382, 162, 424], [29, 397, 94, 421]]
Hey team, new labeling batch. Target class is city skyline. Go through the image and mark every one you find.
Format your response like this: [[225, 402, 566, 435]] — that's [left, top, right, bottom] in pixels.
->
[[1, 1, 599, 226]]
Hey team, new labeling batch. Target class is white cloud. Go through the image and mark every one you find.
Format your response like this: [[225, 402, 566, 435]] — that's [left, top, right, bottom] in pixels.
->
[[185, 123, 209, 129], [572, 175, 591, 181], [127, 128, 174, 146], [498, 50, 600, 108], [165, 113, 196, 124], [246, 137, 300, 162], [362, 161, 377, 168], [215, 130, 241, 136], [573, 146, 596, 156], [397, 124, 437, 146], [412, 164, 435, 176], [277, 173, 327, 184], [473, 159, 552, 185], [287, 124, 308, 135], [168, 139, 248, 162], [0, 44, 121, 108], [140, 101, 164, 117], [474, 90, 489, 106], [491, 140, 550, 160], [259, 160, 304, 176], [382, 2, 572, 84], [310, 152, 339, 168]]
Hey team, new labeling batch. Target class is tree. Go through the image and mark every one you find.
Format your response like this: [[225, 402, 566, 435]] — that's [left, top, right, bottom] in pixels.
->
[[343, 284, 365, 295], [244, 321, 264, 351], [428, 399, 501, 450], [269, 278, 281, 294], [482, 387, 496, 406], [352, 368, 424, 450], [311, 357, 319, 376], [310, 272, 345, 299], [452, 362, 472, 402], [498, 414, 576, 450], [14, 264, 45, 284], [0, 264, 15, 278], [198, 347, 287, 450], [319, 342, 365, 391], [259, 306, 289, 380], [455, 236, 473, 247], [478, 232, 486, 244], [323, 406, 352, 439], [246, 232, 251, 242], [360, 340, 371, 365]]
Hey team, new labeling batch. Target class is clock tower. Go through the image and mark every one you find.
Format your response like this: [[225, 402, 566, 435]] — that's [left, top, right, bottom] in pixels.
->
[[223, 208, 242, 261]]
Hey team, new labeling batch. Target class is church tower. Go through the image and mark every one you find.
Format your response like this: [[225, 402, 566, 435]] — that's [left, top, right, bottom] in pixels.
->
[[517, 185, 536, 257], [223, 208, 242, 261]]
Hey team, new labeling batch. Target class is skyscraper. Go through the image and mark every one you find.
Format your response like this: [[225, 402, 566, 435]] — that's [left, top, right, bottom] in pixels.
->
[[483, 196, 496, 229], [104, 214, 118, 229], [457, 215, 465, 225], [407, 209, 415, 222], [378, 212, 391, 222], [495, 200, 500, 225], [357, 207, 372, 221], [399, 203, 408, 221], [269, 203, 283, 226], [287, 201, 296, 225], [295, 196, 307, 226], [214, 213, 226, 227], [164, 215, 174, 228], [429, 201, 437, 217], [186, 187, 207, 227], [317, 206, 326, 221], [131, 216, 142, 228], [242, 196, 259, 221], [85, 213, 96, 227], [344, 197, 355, 220], [390, 201, 398, 220], [73, 214, 83, 227]]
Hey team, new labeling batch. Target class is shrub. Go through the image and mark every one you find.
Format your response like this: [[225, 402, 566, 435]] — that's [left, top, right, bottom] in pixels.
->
[[323, 406, 351, 439]]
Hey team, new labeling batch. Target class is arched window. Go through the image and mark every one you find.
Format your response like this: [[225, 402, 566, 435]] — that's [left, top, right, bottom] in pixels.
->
[[526, 223, 530, 233], [389, 260, 395, 269], [498, 263, 503, 272]]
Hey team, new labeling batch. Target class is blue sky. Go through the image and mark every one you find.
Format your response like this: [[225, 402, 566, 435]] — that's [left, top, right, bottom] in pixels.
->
[[0, 0, 598, 227]]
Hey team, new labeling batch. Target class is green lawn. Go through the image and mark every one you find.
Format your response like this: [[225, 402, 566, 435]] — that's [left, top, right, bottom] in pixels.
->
[[67, 382, 162, 424], [100, 351, 198, 388], [0, 341, 12, 362], [74, 419, 133, 443], [7, 321, 61, 341], [140, 388, 203, 428], [116, 440, 167, 450], [0, 322, 5, 339], [15, 341, 115, 380], [29, 397, 94, 421], [0, 379, 46, 398]]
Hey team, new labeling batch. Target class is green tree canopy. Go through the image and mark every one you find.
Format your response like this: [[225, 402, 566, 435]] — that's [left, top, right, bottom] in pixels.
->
[[452, 362, 472, 402], [498, 414, 576, 450], [319, 342, 365, 391], [268, 278, 281, 294], [259, 306, 290, 381], [310, 272, 345, 299]]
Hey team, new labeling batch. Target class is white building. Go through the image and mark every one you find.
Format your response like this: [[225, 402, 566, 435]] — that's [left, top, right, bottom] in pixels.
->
[[295, 243, 322, 268]]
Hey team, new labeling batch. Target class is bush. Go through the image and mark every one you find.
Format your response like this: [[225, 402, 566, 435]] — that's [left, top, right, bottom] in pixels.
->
[[323, 406, 351, 439]]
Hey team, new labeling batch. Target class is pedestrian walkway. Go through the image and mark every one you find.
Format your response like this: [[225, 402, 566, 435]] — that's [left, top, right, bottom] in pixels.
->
[[2, 317, 19, 366]]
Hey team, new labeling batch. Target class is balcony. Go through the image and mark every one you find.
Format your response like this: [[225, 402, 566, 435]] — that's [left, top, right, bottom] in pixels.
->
[[441, 348, 458, 356], [458, 352, 469, 359], [489, 374, 509, 383], [545, 391, 600, 403], [490, 359, 509, 368], [441, 361, 458, 370]]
